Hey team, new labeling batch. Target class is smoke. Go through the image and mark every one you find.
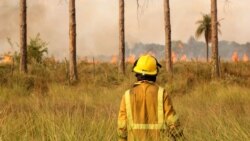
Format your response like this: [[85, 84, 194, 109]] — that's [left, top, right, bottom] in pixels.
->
[[0, 1, 18, 43], [0, 0, 47, 53], [0, 0, 250, 59]]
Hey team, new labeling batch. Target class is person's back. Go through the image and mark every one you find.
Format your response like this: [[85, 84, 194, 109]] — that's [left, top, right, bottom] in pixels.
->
[[117, 55, 184, 141]]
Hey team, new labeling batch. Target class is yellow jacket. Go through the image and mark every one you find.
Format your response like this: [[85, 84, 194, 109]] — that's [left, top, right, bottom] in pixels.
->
[[117, 81, 183, 141]]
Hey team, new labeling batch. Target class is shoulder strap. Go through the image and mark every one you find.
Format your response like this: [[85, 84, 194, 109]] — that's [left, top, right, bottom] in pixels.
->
[[124, 90, 133, 126], [157, 87, 165, 125]]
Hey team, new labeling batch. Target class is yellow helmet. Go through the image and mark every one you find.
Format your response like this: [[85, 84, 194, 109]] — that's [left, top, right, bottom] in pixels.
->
[[133, 55, 161, 75]]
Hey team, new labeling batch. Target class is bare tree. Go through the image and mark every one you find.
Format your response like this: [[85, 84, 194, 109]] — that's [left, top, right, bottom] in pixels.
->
[[211, 0, 220, 77], [119, 0, 125, 74], [19, 0, 27, 73], [69, 0, 78, 82], [164, 0, 172, 73]]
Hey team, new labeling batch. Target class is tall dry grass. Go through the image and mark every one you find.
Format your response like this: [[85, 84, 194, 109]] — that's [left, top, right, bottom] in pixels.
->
[[0, 61, 249, 140]]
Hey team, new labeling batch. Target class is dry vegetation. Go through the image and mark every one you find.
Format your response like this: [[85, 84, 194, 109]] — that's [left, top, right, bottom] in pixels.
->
[[0, 62, 250, 141]]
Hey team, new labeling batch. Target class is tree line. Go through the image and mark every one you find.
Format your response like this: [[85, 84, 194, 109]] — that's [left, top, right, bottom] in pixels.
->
[[18, 0, 221, 83]]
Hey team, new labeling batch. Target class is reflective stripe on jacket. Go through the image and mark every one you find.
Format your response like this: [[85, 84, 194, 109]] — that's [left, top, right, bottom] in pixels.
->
[[117, 81, 182, 141]]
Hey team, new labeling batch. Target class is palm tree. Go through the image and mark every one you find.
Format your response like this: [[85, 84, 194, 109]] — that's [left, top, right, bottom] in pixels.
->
[[119, 0, 125, 74], [195, 14, 211, 62], [164, 0, 172, 73], [211, 0, 220, 77], [19, 0, 27, 73], [69, 0, 78, 82]]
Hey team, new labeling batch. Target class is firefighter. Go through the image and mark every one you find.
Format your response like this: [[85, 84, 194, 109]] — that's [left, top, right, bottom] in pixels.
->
[[117, 55, 184, 141]]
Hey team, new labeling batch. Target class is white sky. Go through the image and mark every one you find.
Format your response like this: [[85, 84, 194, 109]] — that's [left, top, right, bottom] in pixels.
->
[[0, 0, 249, 58]]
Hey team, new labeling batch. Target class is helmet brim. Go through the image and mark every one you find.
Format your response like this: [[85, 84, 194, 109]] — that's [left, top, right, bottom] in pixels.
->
[[133, 66, 157, 75]]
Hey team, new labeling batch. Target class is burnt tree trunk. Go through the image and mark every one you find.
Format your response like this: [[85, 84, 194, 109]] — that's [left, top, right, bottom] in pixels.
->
[[119, 0, 125, 74], [206, 41, 209, 62], [69, 0, 78, 82], [19, 0, 27, 73], [205, 33, 209, 62], [164, 0, 172, 73], [211, 0, 220, 77]]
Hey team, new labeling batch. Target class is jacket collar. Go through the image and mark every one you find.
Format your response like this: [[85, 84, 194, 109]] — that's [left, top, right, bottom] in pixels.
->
[[133, 80, 155, 86]]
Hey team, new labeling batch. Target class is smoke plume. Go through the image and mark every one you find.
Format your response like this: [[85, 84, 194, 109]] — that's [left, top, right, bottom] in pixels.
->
[[0, 0, 250, 59]]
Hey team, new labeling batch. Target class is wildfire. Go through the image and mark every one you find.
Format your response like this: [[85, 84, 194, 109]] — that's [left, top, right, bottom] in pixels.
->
[[0, 55, 13, 64], [110, 55, 118, 64], [231, 51, 239, 62], [180, 54, 187, 62], [172, 52, 177, 63], [242, 53, 249, 62], [126, 54, 136, 64]]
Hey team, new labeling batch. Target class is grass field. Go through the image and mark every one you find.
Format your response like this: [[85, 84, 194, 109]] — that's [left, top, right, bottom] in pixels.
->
[[0, 62, 249, 141]]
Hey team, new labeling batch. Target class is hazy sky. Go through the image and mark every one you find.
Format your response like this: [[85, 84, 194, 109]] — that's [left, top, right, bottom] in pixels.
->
[[0, 0, 249, 58]]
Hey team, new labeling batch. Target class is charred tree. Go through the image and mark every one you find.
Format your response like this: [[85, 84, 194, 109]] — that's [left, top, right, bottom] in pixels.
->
[[119, 0, 125, 74], [69, 0, 78, 82], [164, 0, 173, 74], [211, 0, 220, 77], [19, 0, 27, 73]]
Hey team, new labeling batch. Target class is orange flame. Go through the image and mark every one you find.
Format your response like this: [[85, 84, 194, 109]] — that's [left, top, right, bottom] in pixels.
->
[[172, 52, 177, 63], [243, 53, 249, 62], [180, 54, 187, 62], [0, 55, 13, 64], [126, 54, 136, 64], [231, 51, 239, 62], [110, 55, 118, 64]]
